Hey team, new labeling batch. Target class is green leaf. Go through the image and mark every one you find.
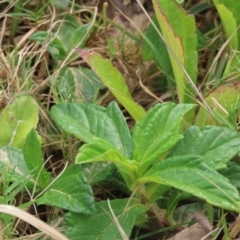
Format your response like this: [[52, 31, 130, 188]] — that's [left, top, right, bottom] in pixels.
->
[[76, 137, 137, 188], [51, 102, 132, 157], [152, 0, 198, 103], [138, 155, 240, 213], [132, 103, 195, 176], [0, 146, 34, 186], [106, 102, 132, 158], [0, 95, 39, 148], [53, 67, 104, 103], [22, 129, 51, 189], [37, 165, 96, 214], [65, 198, 148, 240], [76, 49, 146, 121], [168, 126, 240, 170]]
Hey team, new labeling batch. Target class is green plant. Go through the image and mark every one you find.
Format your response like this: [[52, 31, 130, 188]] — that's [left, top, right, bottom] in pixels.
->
[[51, 100, 240, 239]]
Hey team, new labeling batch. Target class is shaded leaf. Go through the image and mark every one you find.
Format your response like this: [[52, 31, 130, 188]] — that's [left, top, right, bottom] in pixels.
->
[[22, 129, 51, 189], [220, 162, 240, 189], [83, 162, 117, 185], [37, 165, 96, 214], [142, 16, 173, 80]]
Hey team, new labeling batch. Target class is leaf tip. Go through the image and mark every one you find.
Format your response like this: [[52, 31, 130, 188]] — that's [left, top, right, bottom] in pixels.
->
[[75, 48, 89, 58]]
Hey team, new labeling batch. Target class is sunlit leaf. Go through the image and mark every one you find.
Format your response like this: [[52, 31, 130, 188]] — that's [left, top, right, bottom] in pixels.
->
[[0, 95, 39, 148], [76, 49, 146, 121]]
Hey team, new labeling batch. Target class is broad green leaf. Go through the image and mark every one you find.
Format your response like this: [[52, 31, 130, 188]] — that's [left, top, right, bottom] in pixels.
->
[[0, 95, 39, 148], [195, 85, 240, 127], [37, 165, 96, 214], [76, 137, 137, 188], [0, 146, 34, 186], [51, 102, 132, 157], [138, 155, 240, 213], [22, 129, 51, 189], [132, 103, 195, 176], [53, 67, 104, 103], [76, 49, 146, 121], [65, 198, 148, 240], [153, 0, 198, 103], [168, 126, 240, 170]]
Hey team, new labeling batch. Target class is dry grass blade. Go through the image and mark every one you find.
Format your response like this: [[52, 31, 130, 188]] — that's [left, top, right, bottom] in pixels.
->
[[0, 205, 69, 240], [107, 199, 129, 240]]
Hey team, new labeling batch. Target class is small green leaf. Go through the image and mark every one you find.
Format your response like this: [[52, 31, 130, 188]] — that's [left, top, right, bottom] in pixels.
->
[[76, 137, 137, 188], [139, 155, 240, 213], [132, 103, 195, 176], [0, 95, 39, 148], [76, 49, 146, 121], [22, 129, 51, 188], [65, 198, 148, 240], [37, 165, 96, 214], [168, 126, 240, 170]]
